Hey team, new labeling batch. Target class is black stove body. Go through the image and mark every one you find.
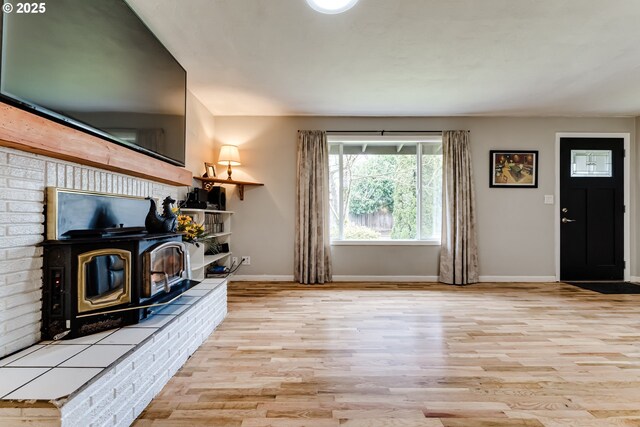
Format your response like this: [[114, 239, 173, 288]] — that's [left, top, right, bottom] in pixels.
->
[[42, 232, 196, 340], [42, 188, 196, 340]]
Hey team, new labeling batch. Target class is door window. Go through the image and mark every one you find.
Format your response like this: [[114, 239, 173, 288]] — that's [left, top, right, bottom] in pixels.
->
[[571, 149, 612, 177]]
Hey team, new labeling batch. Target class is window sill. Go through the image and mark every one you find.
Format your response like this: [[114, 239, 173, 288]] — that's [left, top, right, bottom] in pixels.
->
[[331, 239, 441, 246]]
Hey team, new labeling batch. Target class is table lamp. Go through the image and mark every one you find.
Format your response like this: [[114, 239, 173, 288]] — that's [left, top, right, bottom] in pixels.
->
[[217, 145, 241, 180]]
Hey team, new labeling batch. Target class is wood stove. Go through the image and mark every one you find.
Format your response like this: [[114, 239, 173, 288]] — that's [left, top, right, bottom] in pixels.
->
[[42, 188, 198, 340]]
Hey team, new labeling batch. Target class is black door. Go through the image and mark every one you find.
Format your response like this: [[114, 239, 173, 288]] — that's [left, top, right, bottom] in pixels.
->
[[560, 138, 624, 281]]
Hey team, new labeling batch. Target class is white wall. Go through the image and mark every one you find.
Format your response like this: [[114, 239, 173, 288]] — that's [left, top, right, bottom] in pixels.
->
[[185, 92, 217, 177], [214, 116, 636, 280]]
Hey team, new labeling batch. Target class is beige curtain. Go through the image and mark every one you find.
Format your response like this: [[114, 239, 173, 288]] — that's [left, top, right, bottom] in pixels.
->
[[439, 130, 479, 285], [294, 130, 332, 284]]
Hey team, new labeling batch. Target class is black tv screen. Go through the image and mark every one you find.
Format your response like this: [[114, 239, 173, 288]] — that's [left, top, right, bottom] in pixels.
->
[[0, 0, 187, 166]]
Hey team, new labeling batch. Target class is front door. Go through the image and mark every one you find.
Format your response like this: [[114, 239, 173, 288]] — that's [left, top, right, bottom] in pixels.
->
[[560, 137, 624, 281]]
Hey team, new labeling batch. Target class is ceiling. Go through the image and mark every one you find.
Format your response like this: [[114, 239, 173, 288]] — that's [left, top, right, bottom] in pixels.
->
[[127, 0, 640, 117]]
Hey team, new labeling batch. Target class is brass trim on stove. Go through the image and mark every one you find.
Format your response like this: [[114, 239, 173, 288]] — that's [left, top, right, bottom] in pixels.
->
[[45, 187, 59, 241], [77, 249, 132, 313]]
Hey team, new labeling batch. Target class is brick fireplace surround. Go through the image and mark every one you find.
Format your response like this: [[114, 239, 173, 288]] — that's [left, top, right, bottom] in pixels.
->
[[0, 146, 230, 427], [0, 145, 180, 359]]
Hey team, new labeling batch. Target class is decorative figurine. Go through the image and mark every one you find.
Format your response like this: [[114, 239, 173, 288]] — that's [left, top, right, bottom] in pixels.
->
[[145, 196, 178, 233]]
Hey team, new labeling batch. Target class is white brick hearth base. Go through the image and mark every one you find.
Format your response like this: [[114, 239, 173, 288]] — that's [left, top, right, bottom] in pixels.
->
[[0, 279, 227, 427]]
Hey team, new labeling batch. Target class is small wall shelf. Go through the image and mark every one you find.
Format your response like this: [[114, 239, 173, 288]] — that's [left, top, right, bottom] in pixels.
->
[[210, 231, 232, 238], [194, 177, 264, 200]]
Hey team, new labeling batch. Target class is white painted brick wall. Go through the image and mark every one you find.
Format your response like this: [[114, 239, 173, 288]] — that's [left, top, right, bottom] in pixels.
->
[[0, 282, 227, 427], [0, 146, 182, 358], [59, 282, 227, 427]]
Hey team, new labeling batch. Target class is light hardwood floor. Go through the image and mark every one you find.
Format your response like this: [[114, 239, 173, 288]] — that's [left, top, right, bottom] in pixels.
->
[[135, 282, 640, 427]]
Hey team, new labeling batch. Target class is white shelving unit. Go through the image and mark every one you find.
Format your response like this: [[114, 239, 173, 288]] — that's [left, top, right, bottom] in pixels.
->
[[181, 208, 233, 280]]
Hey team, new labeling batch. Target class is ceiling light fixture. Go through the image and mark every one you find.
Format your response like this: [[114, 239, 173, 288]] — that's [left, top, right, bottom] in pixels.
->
[[306, 0, 359, 14]]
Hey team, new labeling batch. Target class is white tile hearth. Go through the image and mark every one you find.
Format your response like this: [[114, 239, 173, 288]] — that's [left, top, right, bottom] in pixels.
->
[[155, 303, 188, 315], [0, 278, 227, 426], [60, 345, 134, 368], [50, 329, 118, 345], [195, 280, 226, 289], [0, 345, 45, 366], [7, 344, 89, 367], [4, 367, 103, 400], [184, 288, 210, 297], [97, 327, 156, 345], [127, 313, 176, 328], [0, 367, 49, 396], [173, 295, 200, 305]]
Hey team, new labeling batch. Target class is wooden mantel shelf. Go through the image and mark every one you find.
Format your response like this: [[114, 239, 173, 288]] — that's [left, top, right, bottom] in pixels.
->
[[0, 103, 192, 186], [195, 177, 264, 200]]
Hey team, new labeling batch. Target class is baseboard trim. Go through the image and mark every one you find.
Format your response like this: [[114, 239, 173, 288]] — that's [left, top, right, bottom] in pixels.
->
[[336, 275, 557, 283], [333, 275, 439, 282], [231, 275, 295, 282], [231, 275, 440, 283], [630, 276, 640, 282], [230, 274, 558, 283], [478, 276, 557, 283]]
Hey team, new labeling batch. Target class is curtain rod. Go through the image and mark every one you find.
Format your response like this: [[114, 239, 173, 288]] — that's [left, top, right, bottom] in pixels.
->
[[325, 130, 469, 134]]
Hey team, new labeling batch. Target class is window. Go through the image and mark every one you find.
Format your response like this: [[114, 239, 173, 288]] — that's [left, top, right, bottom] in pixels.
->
[[571, 149, 612, 177], [328, 135, 443, 244]]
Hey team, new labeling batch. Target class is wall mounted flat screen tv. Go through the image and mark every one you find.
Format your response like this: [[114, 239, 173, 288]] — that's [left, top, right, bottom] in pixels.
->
[[0, 0, 187, 166]]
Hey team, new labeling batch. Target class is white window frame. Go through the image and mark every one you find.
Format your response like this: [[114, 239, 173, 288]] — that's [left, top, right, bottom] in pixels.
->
[[328, 134, 442, 246]]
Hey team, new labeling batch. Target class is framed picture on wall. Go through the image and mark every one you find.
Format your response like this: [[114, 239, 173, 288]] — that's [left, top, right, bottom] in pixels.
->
[[203, 162, 217, 178], [490, 150, 538, 188]]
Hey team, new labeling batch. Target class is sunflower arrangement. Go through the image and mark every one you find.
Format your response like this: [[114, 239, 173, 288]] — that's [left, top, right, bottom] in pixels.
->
[[175, 213, 209, 244]]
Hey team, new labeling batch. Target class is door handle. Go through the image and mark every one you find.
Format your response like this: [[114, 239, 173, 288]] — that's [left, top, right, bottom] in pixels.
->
[[562, 217, 576, 223]]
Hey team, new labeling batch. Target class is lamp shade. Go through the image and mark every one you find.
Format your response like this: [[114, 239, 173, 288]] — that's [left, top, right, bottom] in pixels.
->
[[217, 145, 241, 166]]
